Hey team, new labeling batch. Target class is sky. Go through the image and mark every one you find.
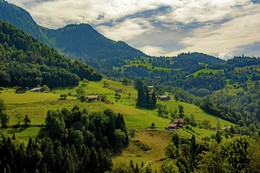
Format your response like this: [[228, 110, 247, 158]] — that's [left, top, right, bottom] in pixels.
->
[[7, 0, 260, 59]]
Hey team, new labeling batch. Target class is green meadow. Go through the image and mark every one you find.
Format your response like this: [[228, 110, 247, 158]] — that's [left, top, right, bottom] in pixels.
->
[[193, 68, 223, 77], [119, 59, 172, 72], [0, 78, 234, 170]]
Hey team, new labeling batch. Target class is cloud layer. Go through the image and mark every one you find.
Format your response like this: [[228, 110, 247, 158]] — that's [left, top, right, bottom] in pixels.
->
[[7, 0, 260, 58]]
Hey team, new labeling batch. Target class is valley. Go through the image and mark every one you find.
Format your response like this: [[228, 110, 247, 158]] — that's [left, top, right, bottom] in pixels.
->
[[0, 0, 259, 172], [0, 78, 234, 171]]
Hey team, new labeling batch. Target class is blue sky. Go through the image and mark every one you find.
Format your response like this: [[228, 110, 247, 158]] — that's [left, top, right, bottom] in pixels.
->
[[7, 0, 260, 59]]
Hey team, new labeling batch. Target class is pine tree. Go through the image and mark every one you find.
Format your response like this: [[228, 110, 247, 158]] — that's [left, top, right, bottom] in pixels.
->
[[130, 160, 135, 171], [215, 131, 222, 144], [97, 148, 112, 172], [62, 153, 75, 173], [137, 86, 145, 107], [89, 148, 99, 173], [23, 115, 31, 126], [80, 146, 90, 173], [152, 92, 157, 107], [43, 140, 55, 172]]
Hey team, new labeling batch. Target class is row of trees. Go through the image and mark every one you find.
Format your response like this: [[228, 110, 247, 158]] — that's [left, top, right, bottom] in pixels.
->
[[0, 137, 112, 173]]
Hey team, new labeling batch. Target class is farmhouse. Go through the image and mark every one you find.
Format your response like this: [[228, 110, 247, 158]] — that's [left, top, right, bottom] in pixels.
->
[[168, 118, 184, 130], [85, 95, 99, 102], [30, 87, 44, 92], [159, 95, 170, 101]]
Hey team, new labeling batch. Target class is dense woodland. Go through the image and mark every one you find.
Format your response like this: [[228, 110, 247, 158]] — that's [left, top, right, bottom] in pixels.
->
[[0, 106, 128, 173], [161, 133, 260, 173], [0, 20, 102, 88]]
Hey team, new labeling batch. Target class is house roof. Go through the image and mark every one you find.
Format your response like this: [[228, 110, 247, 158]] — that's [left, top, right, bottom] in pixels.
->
[[159, 95, 170, 99], [168, 123, 178, 128], [30, 87, 42, 92], [174, 118, 184, 122], [85, 95, 99, 99], [172, 118, 184, 124]]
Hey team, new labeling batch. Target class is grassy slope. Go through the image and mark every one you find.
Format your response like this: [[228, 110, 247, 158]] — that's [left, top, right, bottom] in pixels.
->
[[121, 59, 171, 72], [0, 78, 234, 170], [113, 129, 173, 172], [193, 68, 223, 77]]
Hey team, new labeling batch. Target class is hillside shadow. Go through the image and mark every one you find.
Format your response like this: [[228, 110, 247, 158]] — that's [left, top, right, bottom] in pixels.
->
[[6, 126, 29, 134], [37, 127, 50, 139]]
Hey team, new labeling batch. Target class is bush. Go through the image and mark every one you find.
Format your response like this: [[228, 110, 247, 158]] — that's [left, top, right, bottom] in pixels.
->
[[133, 140, 151, 151]]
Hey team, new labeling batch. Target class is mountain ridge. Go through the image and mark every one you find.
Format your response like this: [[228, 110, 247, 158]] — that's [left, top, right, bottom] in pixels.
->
[[0, 0, 49, 44], [44, 23, 146, 60], [0, 1, 146, 63]]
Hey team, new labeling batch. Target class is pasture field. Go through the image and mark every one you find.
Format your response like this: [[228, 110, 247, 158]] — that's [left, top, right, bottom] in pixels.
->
[[113, 129, 173, 172], [0, 78, 234, 170], [193, 68, 223, 77], [119, 59, 172, 72], [159, 99, 233, 128]]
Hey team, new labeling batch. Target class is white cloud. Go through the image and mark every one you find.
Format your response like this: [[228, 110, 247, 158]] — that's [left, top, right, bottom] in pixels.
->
[[156, 0, 254, 24], [6, 0, 260, 58], [7, 0, 173, 28], [140, 46, 165, 56], [98, 18, 154, 41], [175, 12, 260, 58]]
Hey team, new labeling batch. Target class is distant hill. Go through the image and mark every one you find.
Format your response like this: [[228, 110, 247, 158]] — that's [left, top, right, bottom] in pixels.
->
[[44, 24, 145, 60], [0, 20, 102, 88], [173, 52, 224, 66], [0, 0, 49, 44]]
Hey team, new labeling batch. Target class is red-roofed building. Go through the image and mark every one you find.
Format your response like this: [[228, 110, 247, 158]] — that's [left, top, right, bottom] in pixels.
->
[[168, 118, 184, 130]]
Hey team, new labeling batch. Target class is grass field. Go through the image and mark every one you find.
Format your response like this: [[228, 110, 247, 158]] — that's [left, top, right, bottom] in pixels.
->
[[0, 78, 235, 171], [159, 99, 233, 128], [113, 129, 172, 172], [193, 68, 223, 77], [120, 59, 172, 72]]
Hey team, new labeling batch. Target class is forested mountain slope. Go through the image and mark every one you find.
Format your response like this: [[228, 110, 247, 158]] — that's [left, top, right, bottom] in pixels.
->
[[45, 24, 145, 61], [0, 0, 49, 44], [0, 20, 102, 88]]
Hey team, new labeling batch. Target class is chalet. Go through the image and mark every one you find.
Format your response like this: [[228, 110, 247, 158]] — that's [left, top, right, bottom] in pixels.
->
[[85, 95, 99, 102], [159, 95, 170, 101], [30, 87, 44, 92], [168, 118, 184, 131]]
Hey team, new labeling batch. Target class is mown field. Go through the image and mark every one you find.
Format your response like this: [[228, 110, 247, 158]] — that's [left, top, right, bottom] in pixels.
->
[[0, 78, 234, 170]]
